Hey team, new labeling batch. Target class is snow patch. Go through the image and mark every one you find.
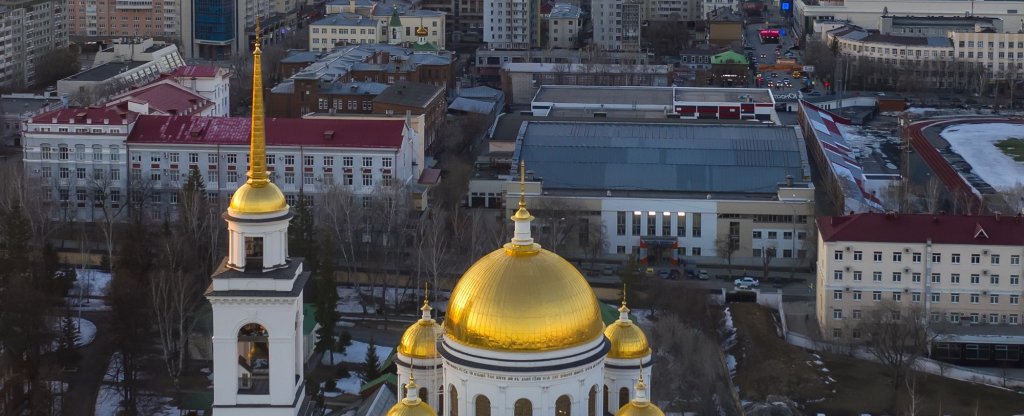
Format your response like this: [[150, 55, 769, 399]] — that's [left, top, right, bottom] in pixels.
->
[[941, 123, 1024, 191], [321, 340, 394, 365], [322, 374, 363, 397], [50, 317, 97, 350]]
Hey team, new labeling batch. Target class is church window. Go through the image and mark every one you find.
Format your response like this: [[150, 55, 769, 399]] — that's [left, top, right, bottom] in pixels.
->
[[514, 398, 532, 416], [475, 395, 490, 416], [618, 388, 629, 409], [245, 236, 263, 270], [449, 385, 458, 416], [556, 395, 571, 415], [588, 386, 597, 416]]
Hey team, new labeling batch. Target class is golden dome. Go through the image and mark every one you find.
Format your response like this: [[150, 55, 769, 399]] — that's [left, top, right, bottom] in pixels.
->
[[604, 303, 651, 359], [415, 26, 428, 37], [398, 300, 442, 359], [387, 378, 436, 416], [443, 242, 604, 351], [615, 377, 664, 416], [228, 182, 288, 214]]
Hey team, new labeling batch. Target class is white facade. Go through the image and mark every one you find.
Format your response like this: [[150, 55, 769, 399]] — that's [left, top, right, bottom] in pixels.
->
[[795, 0, 1024, 36], [483, 0, 538, 49], [602, 197, 720, 259], [171, 67, 233, 117]]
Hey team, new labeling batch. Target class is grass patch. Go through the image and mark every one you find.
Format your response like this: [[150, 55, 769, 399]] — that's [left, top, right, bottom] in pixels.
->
[[995, 137, 1024, 162]]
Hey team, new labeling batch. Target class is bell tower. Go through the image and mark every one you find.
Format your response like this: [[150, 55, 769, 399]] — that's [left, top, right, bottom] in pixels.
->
[[206, 17, 309, 416]]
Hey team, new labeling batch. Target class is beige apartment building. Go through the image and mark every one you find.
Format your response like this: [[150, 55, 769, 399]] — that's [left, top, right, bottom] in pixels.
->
[[816, 213, 1024, 365]]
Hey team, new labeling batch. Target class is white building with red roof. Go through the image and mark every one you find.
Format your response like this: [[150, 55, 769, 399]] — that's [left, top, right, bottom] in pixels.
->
[[21, 112, 419, 222], [169, 66, 232, 117], [105, 79, 219, 117], [816, 212, 1024, 365]]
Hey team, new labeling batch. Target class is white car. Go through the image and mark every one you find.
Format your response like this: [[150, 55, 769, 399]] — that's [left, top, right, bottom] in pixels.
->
[[734, 277, 760, 288]]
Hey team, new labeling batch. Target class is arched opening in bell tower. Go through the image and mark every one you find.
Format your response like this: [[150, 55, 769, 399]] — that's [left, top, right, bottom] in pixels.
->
[[244, 236, 264, 271], [237, 323, 270, 394], [555, 395, 571, 415]]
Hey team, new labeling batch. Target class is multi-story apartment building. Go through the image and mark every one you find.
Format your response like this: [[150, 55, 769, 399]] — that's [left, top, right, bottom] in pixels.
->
[[21, 113, 419, 222], [0, 91, 67, 146], [815, 213, 1024, 365], [69, 0, 183, 39], [483, 0, 542, 49], [0, 0, 69, 88], [591, 0, 644, 51], [545, 2, 581, 49]]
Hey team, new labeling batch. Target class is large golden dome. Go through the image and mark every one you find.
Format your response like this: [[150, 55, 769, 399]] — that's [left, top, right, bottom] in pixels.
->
[[442, 242, 604, 352], [398, 300, 442, 359], [604, 303, 651, 359], [228, 182, 288, 214]]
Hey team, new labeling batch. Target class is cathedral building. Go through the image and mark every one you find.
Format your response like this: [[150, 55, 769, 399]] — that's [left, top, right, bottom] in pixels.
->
[[208, 20, 663, 415], [392, 174, 663, 416]]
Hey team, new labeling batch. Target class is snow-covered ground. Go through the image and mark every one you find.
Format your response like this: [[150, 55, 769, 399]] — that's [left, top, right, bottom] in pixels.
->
[[941, 123, 1024, 191], [321, 340, 395, 366], [336, 286, 451, 315], [49, 317, 97, 351], [94, 353, 180, 416], [322, 374, 363, 397], [69, 269, 113, 311]]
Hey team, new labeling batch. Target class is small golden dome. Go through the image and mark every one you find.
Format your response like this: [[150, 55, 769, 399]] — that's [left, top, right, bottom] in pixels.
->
[[228, 182, 288, 214], [387, 378, 437, 416], [443, 245, 604, 351], [615, 377, 664, 416], [604, 304, 651, 359], [398, 300, 442, 359], [415, 26, 428, 37]]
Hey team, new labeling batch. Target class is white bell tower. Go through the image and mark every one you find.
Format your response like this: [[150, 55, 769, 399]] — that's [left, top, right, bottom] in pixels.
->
[[205, 17, 309, 416]]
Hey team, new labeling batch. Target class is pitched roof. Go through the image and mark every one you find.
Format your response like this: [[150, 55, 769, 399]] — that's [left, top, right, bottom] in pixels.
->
[[126, 115, 406, 149], [372, 81, 443, 108], [106, 80, 212, 116], [170, 66, 223, 78], [798, 100, 883, 212], [32, 107, 137, 125], [817, 213, 1024, 246]]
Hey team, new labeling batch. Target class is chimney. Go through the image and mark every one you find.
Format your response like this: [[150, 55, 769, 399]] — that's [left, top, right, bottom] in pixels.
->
[[349, 0, 356, 13], [785, 175, 794, 187], [324, 130, 335, 140]]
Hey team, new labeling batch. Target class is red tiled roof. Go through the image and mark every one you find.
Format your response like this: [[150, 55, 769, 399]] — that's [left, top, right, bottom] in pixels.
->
[[817, 213, 1024, 246], [418, 168, 441, 184], [107, 80, 212, 116], [126, 115, 406, 149], [170, 65, 223, 78], [31, 107, 137, 125]]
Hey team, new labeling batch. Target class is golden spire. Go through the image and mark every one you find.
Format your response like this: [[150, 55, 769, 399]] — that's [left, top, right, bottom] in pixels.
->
[[248, 14, 270, 188], [420, 282, 432, 320], [508, 160, 537, 252], [619, 284, 631, 319], [518, 159, 527, 209]]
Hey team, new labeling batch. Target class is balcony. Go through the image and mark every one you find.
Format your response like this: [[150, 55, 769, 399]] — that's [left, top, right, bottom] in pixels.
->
[[115, 0, 153, 9]]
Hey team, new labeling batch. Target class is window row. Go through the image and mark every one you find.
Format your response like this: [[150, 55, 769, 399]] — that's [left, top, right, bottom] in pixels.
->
[[831, 270, 1020, 285], [833, 249, 1018, 265], [831, 289, 1020, 305], [614, 211, 701, 237], [130, 152, 393, 168], [39, 144, 120, 161]]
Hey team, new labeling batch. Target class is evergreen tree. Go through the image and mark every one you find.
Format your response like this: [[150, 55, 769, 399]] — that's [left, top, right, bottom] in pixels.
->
[[336, 330, 352, 355], [0, 204, 33, 281], [57, 306, 81, 367], [288, 193, 316, 260], [313, 237, 340, 365], [362, 337, 382, 382]]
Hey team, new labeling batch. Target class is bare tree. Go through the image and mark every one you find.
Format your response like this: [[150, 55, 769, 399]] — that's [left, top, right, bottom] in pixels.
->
[[149, 269, 204, 389], [316, 185, 364, 291], [414, 208, 451, 298], [856, 301, 932, 391], [922, 176, 944, 214], [649, 313, 733, 414], [1001, 183, 1024, 214], [760, 244, 776, 280], [715, 237, 739, 278]]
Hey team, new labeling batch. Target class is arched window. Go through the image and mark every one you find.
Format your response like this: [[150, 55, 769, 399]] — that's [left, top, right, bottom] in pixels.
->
[[588, 386, 597, 416], [419, 387, 429, 403], [475, 395, 490, 416], [514, 398, 532, 416], [618, 387, 630, 409], [555, 395, 571, 416], [237, 323, 270, 394], [449, 385, 458, 416], [603, 385, 609, 413]]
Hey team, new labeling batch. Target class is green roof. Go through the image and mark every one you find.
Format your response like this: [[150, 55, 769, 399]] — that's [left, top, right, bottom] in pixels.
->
[[303, 304, 318, 335], [177, 391, 213, 411], [389, 6, 402, 27], [600, 302, 638, 325], [360, 373, 397, 394], [413, 41, 439, 52], [711, 50, 748, 65]]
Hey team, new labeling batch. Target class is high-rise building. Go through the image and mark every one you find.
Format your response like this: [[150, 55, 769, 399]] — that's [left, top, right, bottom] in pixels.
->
[[182, 0, 300, 60], [0, 0, 70, 88], [592, 0, 644, 51], [68, 0, 183, 40], [483, 0, 541, 49]]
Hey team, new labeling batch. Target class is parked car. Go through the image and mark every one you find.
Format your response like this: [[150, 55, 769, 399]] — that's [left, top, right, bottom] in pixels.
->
[[734, 276, 760, 288], [603, 266, 615, 276], [645, 267, 655, 276], [669, 269, 682, 280], [698, 270, 710, 280], [658, 270, 670, 279]]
